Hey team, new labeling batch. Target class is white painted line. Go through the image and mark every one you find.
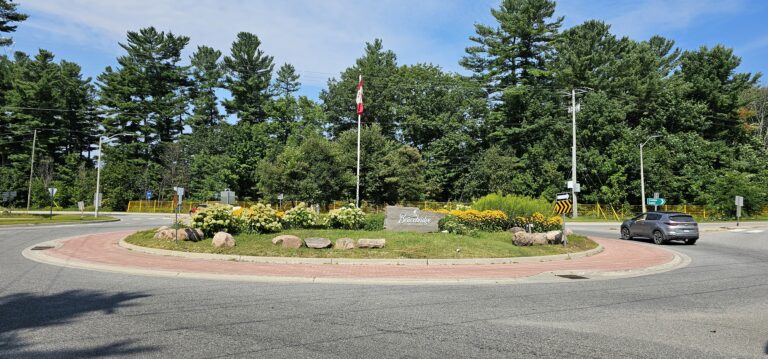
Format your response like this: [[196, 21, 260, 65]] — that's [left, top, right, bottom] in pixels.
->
[[730, 229, 746, 232], [746, 230, 764, 234]]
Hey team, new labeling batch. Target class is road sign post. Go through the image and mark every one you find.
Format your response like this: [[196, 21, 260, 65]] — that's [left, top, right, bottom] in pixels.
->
[[735, 196, 744, 226], [555, 193, 572, 245], [172, 187, 184, 242], [47, 187, 57, 219]]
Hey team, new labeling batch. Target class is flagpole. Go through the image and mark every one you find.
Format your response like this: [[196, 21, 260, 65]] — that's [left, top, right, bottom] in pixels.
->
[[355, 74, 363, 209], [356, 112, 361, 208]]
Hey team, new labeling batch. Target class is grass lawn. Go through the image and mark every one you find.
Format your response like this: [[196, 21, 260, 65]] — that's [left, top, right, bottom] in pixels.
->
[[125, 229, 598, 259], [0, 213, 116, 225]]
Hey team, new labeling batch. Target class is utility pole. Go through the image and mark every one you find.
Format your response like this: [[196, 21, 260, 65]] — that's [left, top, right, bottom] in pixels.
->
[[571, 89, 578, 218], [26, 129, 37, 213]]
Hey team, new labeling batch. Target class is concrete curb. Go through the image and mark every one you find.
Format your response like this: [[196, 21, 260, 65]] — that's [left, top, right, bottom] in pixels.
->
[[119, 234, 604, 266]]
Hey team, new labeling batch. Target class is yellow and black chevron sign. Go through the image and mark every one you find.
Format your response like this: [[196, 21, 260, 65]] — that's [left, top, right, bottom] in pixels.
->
[[554, 199, 572, 214]]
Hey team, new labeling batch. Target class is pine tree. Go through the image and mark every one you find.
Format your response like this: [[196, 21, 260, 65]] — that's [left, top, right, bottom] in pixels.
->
[[222, 32, 274, 124], [97, 27, 190, 160], [0, 0, 27, 47], [188, 45, 223, 132]]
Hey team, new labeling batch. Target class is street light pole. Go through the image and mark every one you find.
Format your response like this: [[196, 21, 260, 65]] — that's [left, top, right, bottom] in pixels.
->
[[94, 136, 104, 218], [640, 135, 661, 213], [571, 89, 578, 218]]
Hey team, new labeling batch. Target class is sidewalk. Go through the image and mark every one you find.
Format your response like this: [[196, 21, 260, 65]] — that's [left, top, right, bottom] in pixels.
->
[[23, 231, 688, 285]]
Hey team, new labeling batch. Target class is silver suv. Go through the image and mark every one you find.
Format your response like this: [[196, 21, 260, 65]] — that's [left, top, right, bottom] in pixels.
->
[[620, 212, 699, 245]]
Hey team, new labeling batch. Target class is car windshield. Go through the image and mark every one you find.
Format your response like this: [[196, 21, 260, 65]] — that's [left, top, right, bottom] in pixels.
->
[[670, 215, 695, 222]]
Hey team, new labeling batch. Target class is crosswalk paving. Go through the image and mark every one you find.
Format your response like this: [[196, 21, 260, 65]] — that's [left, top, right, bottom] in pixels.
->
[[728, 228, 764, 233]]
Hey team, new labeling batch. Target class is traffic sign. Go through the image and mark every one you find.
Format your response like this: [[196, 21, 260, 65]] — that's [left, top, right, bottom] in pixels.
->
[[146, 191, 153, 200], [646, 198, 666, 206], [47, 187, 57, 197], [554, 199, 572, 215], [556, 192, 570, 200]]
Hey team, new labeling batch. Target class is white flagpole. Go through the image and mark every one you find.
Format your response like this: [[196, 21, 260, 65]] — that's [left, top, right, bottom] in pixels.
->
[[356, 112, 361, 208], [356, 75, 362, 209]]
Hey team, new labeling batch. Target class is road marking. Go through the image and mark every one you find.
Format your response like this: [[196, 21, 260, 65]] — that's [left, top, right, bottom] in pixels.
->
[[730, 229, 746, 232], [746, 230, 764, 234]]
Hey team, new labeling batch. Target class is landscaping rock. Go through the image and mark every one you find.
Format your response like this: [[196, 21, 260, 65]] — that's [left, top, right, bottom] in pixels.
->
[[212, 232, 235, 248], [305, 237, 332, 249], [153, 229, 175, 240], [334, 238, 356, 250], [564, 228, 573, 236], [508, 227, 526, 234], [156, 226, 170, 232], [531, 233, 548, 245], [545, 230, 563, 244], [271, 235, 303, 249], [153, 228, 203, 241], [357, 238, 386, 248], [513, 231, 533, 246]]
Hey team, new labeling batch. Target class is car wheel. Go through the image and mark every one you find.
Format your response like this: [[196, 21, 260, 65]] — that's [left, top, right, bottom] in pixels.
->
[[684, 238, 698, 245], [652, 230, 666, 245], [621, 227, 632, 240]]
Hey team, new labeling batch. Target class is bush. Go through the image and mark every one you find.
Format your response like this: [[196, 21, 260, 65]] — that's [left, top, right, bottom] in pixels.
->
[[191, 203, 240, 237], [328, 204, 366, 229], [282, 202, 317, 228], [239, 203, 282, 233], [434, 209, 508, 231], [472, 193, 552, 218], [438, 215, 470, 235], [362, 212, 385, 231]]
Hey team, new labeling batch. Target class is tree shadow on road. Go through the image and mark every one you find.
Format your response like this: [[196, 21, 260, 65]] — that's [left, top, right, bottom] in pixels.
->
[[0, 289, 159, 357]]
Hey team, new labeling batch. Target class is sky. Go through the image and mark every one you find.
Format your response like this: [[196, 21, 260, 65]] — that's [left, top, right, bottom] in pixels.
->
[[4, 0, 767, 100]]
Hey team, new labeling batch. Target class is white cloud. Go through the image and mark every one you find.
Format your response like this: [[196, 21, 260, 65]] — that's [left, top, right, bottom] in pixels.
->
[[19, 0, 495, 86]]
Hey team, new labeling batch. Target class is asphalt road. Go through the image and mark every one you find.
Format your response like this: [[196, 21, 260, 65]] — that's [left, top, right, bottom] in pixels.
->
[[1, 215, 767, 358]]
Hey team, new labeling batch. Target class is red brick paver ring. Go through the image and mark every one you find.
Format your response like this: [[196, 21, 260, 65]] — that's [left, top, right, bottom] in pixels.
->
[[23, 231, 688, 284]]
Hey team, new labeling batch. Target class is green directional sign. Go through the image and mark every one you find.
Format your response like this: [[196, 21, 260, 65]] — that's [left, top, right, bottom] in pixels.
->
[[646, 198, 666, 206]]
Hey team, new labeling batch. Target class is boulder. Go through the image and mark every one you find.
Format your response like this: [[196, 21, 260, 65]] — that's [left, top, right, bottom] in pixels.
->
[[531, 233, 548, 245], [357, 238, 386, 248], [545, 230, 563, 244], [565, 228, 573, 236], [305, 237, 332, 249], [153, 228, 203, 241], [153, 229, 175, 240], [156, 226, 170, 232], [212, 232, 235, 248], [513, 231, 533, 246], [508, 227, 526, 234], [271, 234, 303, 249], [334, 238, 356, 250]]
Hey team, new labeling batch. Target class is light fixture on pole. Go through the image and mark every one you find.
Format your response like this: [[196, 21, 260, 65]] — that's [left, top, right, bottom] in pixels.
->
[[640, 134, 662, 213], [94, 133, 132, 218]]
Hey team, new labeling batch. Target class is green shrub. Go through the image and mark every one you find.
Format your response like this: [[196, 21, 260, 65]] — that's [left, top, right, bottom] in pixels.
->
[[362, 212, 385, 231], [328, 204, 366, 229], [239, 203, 282, 233], [282, 202, 317, 228], [438, 215, 476, 236], [191, 203, 240, 237]]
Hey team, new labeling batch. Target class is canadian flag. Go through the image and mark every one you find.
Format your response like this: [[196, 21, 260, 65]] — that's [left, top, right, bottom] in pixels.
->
[[356, 75, 364, 115]]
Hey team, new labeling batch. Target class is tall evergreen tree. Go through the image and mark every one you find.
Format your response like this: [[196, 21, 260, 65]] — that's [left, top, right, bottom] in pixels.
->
[[0, 0, 27, 47], [222, 32, 274, 123], [98, 27, 190, 161], [321, 39, 400, 138], [188, 45, 223, 132]]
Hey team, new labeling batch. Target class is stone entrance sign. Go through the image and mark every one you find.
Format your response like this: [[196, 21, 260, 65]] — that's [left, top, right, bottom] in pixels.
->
[[384, 206, 445, 233]]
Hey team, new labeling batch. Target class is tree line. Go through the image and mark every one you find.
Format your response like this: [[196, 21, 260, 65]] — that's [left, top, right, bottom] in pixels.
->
[[1, 0, 767, 214]]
